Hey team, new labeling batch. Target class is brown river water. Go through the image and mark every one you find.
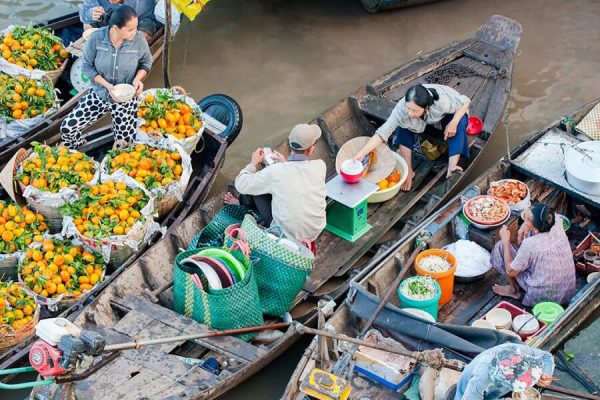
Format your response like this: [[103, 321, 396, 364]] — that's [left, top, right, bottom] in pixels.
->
[[1, 0, 600, 398]]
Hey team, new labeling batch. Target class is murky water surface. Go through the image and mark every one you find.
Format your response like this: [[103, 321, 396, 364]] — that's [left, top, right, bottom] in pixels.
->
[[1, 0, 599, 398]]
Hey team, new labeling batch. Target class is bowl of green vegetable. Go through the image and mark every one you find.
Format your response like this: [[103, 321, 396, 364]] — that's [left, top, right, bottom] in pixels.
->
[[398, 276, 441, 321]]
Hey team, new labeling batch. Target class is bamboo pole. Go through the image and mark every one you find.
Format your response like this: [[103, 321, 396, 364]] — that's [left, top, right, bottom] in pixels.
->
[[162, 0, 172, 88], [104, 322, 290, 352]]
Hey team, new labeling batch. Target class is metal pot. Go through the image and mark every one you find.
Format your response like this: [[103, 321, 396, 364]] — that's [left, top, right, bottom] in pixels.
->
[[565, 141, 600, 196]]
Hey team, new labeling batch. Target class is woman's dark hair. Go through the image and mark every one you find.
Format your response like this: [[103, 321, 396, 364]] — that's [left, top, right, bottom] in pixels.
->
[[108, 5, 137, 29], [405, 84, 439, 108], [531, 203, 555, 233]]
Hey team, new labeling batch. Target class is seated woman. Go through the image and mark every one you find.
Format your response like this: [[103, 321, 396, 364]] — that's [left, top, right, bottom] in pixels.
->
[[454, 343, 555, 399], [354, 84, 471, 191], [490, 203, 576, 306], [61, 5, 152, 150]]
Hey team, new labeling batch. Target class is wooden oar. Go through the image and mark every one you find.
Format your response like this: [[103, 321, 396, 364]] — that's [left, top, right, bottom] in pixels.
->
[[295, 324, 463, 371], [545, 385, 600, 400]]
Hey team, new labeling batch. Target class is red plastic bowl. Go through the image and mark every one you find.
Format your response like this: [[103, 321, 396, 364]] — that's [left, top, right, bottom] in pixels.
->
[[467, 116, 483, 135], [340, 159, 364, 184]]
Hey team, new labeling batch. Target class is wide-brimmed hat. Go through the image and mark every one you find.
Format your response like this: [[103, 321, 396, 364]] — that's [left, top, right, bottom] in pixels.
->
[[335, 137, 396, 183]]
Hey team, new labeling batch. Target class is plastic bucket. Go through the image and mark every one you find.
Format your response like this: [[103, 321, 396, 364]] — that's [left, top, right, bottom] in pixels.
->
[[398, 278, 442, 321], [414, 249, 457, 306]]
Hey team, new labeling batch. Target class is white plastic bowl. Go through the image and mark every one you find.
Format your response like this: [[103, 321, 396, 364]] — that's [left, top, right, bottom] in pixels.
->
[[402, 307, 436, 323], [471, 319, 496, 330], [112, 84, 136, 102], [368, 152, 409, 203]]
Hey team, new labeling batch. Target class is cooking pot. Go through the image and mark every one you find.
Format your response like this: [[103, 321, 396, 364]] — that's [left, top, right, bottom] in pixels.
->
[[565, 141, 600, 196]]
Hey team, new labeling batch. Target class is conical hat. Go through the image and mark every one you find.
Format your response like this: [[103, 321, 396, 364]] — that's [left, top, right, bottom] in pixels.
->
[[335, 137, 396, 183], [0, 148, 29, 203]]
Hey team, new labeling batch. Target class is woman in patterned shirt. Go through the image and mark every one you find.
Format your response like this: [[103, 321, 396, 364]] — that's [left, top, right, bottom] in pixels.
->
[[490, 203, 576, 306]]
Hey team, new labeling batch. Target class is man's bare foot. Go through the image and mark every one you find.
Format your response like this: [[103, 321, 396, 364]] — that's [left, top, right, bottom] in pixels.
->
[[400, 169, 415, 191], [224, 192, 240, 205], [492, 284, 522, 300], [446, 165, 463, 178]]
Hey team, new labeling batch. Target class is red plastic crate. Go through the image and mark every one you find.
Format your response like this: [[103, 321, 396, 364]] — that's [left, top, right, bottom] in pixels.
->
[[483, 301, 547, 341], [573, 233, 600, 273]]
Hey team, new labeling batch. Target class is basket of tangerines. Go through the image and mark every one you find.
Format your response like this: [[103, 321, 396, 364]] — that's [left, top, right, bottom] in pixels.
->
[[0, 200, 47, 276], [18, 237, 105, 308], [101, 142, 192, 217], [0, 280, 39, 351], [0, 74, 58, 129], [59, 179, 157, 266], [0, 25, 69, 83], [15, 143, 99, 232], [136, 87, 204, 154]]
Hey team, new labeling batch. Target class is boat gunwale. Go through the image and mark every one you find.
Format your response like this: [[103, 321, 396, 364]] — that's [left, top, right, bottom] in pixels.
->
[[281, 98, 600, 399]]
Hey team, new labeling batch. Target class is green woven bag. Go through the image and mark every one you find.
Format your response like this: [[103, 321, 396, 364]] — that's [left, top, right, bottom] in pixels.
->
[[173, 247, 263, 341], [241, 214, 314, 317], [188, 204, 252, 250]]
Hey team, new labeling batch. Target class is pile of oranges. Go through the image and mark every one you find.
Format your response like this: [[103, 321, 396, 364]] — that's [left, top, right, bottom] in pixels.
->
[[138, 90, 202, 140], [105, 144, 183, 189], [17, 143, 96, 192], [0, 25, 68, 71], [0, 74, 55, 120], [0, 201, 47, 254], [60, 180, 149, 239], [376, 169, 402, 191], [0, 281, 37, 331], [19, 238, 104, 299]]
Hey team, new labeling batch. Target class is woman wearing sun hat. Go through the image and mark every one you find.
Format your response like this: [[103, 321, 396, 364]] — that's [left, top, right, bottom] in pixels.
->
[[454, 343, 555, 399]]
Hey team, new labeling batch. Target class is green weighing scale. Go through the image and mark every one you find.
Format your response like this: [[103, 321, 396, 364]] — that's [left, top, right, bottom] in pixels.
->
[[325, 174, 379, 242]]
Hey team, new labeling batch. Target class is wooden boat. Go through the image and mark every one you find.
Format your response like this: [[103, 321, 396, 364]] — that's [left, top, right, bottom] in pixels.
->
[[6, 15, 523, 399], [284, 99, 600, 399], [0, 115, 231, 365], [0, 11, 165, 161]]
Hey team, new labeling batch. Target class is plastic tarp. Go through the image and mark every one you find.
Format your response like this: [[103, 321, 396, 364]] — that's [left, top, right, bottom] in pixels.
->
[[348, 283, 520, 360]]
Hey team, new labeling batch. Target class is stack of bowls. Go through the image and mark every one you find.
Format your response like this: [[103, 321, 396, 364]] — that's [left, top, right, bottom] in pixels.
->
[[485, 308, 513, 330], [512, 314, 540, 336]]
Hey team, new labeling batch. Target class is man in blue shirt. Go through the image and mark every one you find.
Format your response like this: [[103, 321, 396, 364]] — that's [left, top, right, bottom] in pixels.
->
[[80, 0, 161, 41]]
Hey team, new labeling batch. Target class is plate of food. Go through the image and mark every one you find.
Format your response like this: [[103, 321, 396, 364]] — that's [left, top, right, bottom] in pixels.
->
[[463, 195, 510, 230], [487, 179, 530, 211]]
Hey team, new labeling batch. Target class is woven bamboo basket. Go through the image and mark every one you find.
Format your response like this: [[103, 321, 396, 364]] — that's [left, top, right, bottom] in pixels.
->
[[0, 305, 40, 352], [41, 58, 68, 86]]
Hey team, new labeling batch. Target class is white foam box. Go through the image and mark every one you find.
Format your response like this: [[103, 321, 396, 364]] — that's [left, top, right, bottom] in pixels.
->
[[353, 344, 414, 386]]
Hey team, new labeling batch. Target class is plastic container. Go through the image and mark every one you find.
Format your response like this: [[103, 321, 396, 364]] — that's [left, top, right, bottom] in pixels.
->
[[339, 159, 364, 183], [487, 301, 547, 341], [532, 302, 564, 325], [398, 277, 442, 321], [414, 249, 457, 306]]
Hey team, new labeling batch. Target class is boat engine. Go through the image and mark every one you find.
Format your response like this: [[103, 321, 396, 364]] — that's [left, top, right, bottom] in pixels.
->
[[29, 318, 105, 378]]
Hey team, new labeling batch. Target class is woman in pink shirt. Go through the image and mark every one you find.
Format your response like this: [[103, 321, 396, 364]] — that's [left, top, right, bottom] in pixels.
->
[[490, 203, 576, 306]]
